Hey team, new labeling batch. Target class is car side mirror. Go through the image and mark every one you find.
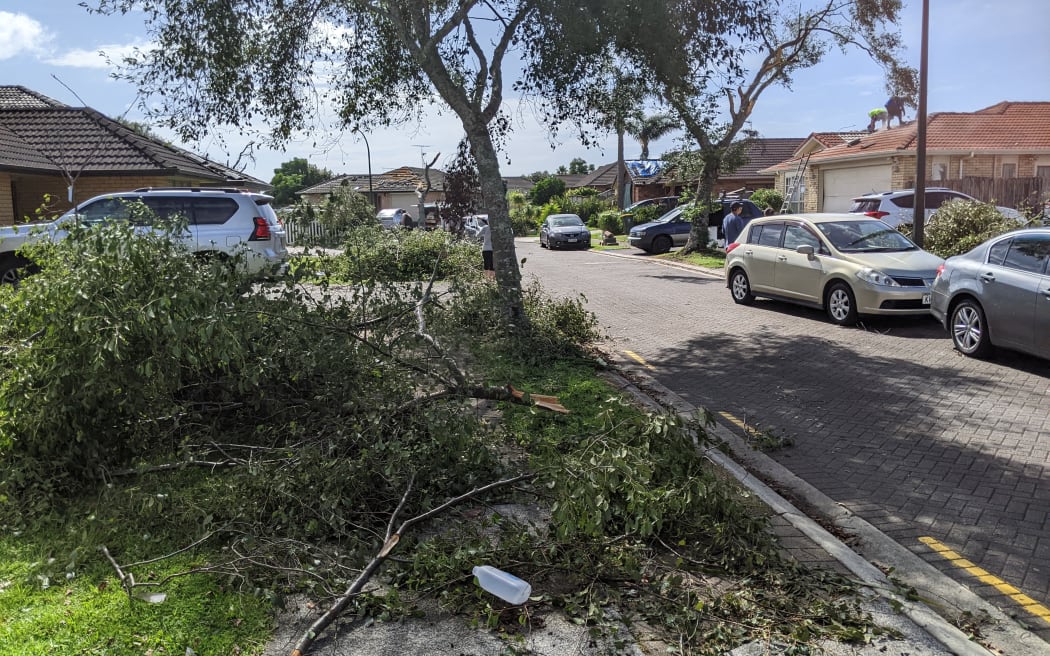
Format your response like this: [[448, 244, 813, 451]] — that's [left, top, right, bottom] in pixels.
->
[[796, 244, 815, 259]]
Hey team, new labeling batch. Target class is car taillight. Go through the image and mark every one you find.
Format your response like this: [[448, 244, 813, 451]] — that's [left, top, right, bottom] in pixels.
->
[[725, 242, 741, 253], [249, 216, 271, 241], [864, 211, 890, 219], [935, 263, 945, 279]]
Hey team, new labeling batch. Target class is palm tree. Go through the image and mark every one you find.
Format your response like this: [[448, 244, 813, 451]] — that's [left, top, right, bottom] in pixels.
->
[[628, 113, 678, 159]]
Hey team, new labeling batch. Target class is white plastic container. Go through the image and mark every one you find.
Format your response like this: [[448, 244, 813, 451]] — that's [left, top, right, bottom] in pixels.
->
[[472, 565, 531, 605]]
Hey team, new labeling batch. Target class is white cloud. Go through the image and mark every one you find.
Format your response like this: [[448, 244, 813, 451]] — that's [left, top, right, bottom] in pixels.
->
[[0, 11, 52, 59], [44, 41, 150, 69]]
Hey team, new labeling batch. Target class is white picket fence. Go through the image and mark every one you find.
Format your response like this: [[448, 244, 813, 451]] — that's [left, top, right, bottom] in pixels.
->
[[282, 217, 337, 246]]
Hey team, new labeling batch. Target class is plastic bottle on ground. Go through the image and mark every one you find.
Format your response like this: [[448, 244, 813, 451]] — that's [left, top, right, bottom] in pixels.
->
[[472, 565, 531, 605]]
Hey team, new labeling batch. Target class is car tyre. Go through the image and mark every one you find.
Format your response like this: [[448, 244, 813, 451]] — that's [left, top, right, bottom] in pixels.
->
[[540, 236, 547, 249], [729, 268, 755, 305], [950, 298, 992, 358], [825, 281, 859, 326], [0, 255, 38, 287], [652, 235, 672, 254]]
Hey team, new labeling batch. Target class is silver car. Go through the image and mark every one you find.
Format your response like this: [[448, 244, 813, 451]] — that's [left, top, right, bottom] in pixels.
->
[[930, 228, 1050, 359], [725, 214, 943, 326]]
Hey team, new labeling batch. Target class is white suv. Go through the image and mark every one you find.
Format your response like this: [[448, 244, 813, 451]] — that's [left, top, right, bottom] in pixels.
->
[[0, 187, 288, 283], [849, 188, 1023, 228]]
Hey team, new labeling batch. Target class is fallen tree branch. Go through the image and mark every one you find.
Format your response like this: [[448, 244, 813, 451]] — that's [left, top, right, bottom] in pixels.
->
[[290, 471, 535, 656]]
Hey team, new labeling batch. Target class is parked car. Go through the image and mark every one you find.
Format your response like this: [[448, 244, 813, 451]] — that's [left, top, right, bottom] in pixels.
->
[[628, 199, 762, 254], [930, 228, 1050, 360], [0, 187, 288, 284], [849, 188, 1023, 228], [376, 207, 416, 229], [620, 196, 680, 222], [725, 213, 944, 325], [539, 213, 591, 250]]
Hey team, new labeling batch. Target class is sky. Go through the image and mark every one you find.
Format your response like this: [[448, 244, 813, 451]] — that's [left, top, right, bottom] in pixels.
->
[[2, 1, 1049, 184]]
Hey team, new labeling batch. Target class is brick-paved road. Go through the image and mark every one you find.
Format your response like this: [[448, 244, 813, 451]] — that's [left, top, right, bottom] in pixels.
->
[[518, 239, 1050, 639]]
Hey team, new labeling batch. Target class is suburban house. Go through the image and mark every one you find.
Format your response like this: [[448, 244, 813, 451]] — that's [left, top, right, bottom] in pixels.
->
[[761, 101, 1050, 212], [572, 138, 806, 204], [299, 167, 447, 211], [0, 85, 268, 226]]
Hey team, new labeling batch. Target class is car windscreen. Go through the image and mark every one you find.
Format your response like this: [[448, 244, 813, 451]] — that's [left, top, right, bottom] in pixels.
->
[[653, 208, 682, 223], [550, 217, 583, 227], [816, 220, 918, 252]]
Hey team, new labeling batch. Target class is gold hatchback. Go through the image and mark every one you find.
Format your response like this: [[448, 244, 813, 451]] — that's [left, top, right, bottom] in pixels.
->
[[724, 214, 944, 325]]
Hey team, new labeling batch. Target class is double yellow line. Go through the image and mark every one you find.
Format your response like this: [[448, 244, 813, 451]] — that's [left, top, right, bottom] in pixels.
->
[[920, 536, 1050, 624]]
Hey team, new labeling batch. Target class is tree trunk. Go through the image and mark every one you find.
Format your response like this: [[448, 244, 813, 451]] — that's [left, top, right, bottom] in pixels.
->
[[682, 163, 719, 254], [468, 124, 526, 323]]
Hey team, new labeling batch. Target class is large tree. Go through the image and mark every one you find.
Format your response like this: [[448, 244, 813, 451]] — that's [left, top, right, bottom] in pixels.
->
[[629, 0, 916, 253], [92, 0, 548, 321], [270, 157, 334, 206]]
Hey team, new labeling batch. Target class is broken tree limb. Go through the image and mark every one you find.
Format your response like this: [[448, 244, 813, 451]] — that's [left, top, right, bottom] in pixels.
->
[[289, 472, 535, 656]]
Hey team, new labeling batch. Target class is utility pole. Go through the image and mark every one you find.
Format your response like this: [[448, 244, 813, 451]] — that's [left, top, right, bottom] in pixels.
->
[[913, 0, 930, 247]]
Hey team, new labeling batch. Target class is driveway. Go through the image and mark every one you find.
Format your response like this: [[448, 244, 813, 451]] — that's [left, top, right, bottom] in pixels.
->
[[518, 239, 1050, 642]]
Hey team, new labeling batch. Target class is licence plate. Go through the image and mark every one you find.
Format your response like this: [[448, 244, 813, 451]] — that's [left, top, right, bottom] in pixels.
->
[[568, 238, 578, 243], [921, 293, 931, 305]]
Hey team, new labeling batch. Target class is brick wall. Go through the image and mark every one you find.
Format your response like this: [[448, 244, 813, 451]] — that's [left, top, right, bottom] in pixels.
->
[[2, 173, 223, 225], [0, 173, 13, 223]]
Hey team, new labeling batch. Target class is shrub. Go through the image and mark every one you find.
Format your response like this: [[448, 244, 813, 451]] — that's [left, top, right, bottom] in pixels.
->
[[595, 210, 623, 234], [749, 188, 784, 212], [630, 205, 665, 227], [326, 225, 482, 282], [912, 199, 1019, 258]]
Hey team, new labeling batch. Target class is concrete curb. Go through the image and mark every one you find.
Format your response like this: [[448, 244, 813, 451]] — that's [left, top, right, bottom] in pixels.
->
[[601, 362, 1050, 656]]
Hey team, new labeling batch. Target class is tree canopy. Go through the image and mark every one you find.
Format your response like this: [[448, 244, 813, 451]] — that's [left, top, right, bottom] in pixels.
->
[[270, 158, 334, 207]]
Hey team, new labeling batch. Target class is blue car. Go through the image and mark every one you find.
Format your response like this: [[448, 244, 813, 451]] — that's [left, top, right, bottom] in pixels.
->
[[628, 200, 762, 254]]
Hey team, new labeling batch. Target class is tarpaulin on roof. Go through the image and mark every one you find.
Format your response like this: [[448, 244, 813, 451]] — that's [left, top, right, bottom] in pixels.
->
[[625, 160, 664, 179]]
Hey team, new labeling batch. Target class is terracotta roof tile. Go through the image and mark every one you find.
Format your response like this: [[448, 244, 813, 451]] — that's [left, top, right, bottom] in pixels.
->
[[763, 102, 1050, 172]]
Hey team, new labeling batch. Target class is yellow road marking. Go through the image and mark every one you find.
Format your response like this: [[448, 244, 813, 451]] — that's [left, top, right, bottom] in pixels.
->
[[718, 411, 747, 430], [623, 350, 656, 370], [919, 536, 1050, 624]]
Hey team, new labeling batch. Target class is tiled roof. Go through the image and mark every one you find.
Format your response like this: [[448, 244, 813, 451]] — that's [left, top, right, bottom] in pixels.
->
[[300, 167, 447, 196], [0, 86, 65, 109], [763, 102, 1050, 172], [721, 137, 807, 179], [0, 85, 266, 186]]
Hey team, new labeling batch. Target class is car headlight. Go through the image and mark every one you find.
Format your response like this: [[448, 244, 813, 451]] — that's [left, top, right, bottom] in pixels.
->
[[632, 230, 645, 237], [855, 268, 901, 287]]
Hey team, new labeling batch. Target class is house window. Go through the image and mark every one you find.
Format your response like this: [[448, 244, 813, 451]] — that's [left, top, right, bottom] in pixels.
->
[[1001, 163, 1017, 179], [785, 173, 805, 212], [930, 156, 950, 181], [1037, 165, 1050, 180]]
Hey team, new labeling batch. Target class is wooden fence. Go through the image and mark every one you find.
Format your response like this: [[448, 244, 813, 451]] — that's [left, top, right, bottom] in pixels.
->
[[925, 176, 1045, 211]]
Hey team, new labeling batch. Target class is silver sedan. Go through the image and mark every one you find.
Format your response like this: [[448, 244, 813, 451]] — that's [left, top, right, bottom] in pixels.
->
[[930, 228, 1050, 359]]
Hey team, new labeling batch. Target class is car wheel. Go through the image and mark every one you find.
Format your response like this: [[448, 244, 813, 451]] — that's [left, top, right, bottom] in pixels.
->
[[540, 236, 547, 248], [729, 268, 755, 305], [950, 298, 992, 358], [652, 235, 672, 254], [825, 281, 859, 325], [0, 256, 38, 287]]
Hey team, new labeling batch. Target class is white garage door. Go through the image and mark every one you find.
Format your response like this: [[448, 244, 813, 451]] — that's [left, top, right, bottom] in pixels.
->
[[821, 165, 892, 212], [386, 193, 420, 212]]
